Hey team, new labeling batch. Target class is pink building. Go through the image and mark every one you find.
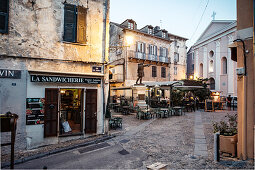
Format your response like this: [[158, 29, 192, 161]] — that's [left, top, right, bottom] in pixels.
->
[[193, 20, 237, 97]]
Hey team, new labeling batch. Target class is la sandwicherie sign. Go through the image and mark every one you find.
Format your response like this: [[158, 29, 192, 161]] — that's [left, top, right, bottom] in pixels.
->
[[31, 75, 101, 84]]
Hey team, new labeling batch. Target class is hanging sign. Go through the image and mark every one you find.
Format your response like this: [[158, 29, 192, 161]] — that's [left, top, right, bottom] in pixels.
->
[[31, 75, 101, 84]]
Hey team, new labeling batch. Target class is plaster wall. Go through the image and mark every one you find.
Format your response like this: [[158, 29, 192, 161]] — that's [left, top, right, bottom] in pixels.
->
[[0, 0, 106, 72]]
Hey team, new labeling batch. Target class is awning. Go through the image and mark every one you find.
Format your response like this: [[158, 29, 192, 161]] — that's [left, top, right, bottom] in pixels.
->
[[173, 86, 204, 91], [111, 86, 132, 90], [144, 81, 183, 87]]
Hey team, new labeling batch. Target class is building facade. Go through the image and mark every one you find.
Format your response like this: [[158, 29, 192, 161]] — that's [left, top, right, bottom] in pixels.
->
[[109, 19, 187, 97], [231, 0, 254, 160], [0, 0, 109, 150], [193, 20, 237, 97], [186, 47, 195, 79]]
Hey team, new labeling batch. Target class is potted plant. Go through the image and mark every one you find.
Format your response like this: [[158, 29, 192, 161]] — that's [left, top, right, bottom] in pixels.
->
[[213, 113, 237, 157]]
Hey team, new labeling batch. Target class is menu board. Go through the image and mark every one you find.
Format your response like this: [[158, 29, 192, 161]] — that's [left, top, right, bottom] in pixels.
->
[[26, 98, 45, 125], [205, 99, 214, 112]]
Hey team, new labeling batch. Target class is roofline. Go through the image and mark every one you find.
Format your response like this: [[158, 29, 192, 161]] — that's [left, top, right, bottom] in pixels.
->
[[110, 22, 172, 43], [194, 20, 236, 45], [110, 21, 187, 42], [193, 20, 236, 47], [168, 33, 188, 41]]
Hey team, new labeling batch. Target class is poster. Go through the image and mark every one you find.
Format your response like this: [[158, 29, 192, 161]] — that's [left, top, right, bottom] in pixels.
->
[[26, 98, 45, 125]]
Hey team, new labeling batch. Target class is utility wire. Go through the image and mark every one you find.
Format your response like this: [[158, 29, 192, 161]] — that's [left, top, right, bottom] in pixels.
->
[[189, 0, 210, 43]]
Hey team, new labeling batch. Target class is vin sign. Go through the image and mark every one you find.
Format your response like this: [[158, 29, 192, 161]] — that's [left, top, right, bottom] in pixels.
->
[[31, 75, 101, 84]]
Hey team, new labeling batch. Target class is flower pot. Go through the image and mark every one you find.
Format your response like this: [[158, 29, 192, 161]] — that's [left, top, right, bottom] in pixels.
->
[[219, 134, 237, 157]]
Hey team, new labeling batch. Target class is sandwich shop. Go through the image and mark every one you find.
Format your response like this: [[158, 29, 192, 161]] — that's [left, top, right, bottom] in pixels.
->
[[26, 72, 104, 148]]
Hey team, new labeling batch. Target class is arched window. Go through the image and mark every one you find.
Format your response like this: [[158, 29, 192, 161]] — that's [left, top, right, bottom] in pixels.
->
[[209, 60, 214, 72], [209, 50, 214, 58], [221, 57, 227, 74], [209, 78, 215, 90], [199, 63, 203, 77]]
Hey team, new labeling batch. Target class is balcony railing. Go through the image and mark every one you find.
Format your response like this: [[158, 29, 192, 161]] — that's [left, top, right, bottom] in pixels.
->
[[128, 50, 170, 64]]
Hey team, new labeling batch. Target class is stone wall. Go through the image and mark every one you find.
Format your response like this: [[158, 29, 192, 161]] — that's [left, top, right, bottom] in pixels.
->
[[0, 0, 107, 74]]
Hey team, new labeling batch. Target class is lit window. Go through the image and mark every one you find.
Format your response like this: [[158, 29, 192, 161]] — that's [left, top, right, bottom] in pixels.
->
[[209, 60, 214, 72]]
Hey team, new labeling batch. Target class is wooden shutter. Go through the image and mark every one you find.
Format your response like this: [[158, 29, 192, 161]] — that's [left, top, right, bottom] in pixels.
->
[[44, 88, 59, 137], [152, 66, 157, 77], [77, 6, 87, 43], [0, 0, 9, 33], [143, 43, 146, 54], [166, 48, 168, 57], [64, 4, 77, 42]]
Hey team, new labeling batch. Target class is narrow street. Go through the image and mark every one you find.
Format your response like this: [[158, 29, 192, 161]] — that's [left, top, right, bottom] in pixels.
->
[[13, 110, 253, 169]]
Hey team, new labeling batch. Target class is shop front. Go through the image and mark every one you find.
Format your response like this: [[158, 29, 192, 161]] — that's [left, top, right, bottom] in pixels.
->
[[26, 73, 103, 148]]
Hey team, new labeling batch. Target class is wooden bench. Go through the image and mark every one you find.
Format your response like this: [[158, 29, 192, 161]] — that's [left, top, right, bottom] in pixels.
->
[[147, 162, 168, 170]]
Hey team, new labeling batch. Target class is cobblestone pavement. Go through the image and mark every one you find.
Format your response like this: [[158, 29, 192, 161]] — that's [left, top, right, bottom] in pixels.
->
[[109, 110, 254, 169]]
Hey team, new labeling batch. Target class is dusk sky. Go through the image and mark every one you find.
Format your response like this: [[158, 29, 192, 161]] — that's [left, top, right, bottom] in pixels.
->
[[110, 0, 237, 48]]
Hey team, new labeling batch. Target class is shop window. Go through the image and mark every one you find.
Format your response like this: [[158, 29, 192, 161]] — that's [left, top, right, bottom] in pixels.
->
[[152, 66, 157, 77], [0, 0, 9, 33], [64, 4, 87, 43], [161, 67, 166, 78]]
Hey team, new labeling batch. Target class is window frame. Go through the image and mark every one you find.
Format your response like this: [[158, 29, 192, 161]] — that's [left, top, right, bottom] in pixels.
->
[[0, 0, 9, 34], [174, 66, 178, 75], [152, 66, 157, 77], [161, 67, 166, 78], [63, 4, 87, 43]]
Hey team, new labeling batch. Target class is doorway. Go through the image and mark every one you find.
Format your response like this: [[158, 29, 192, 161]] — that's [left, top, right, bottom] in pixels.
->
[[59, 89, 83, 135], [85, 89, 97, 133]]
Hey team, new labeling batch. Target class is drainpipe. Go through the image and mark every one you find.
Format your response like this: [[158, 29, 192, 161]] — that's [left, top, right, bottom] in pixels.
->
[[101, 0, 109, 134], [233, 39, 247, 159]]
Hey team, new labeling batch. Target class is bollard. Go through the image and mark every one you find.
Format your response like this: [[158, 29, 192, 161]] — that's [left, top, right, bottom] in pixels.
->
[[214, 132, 220, 162]]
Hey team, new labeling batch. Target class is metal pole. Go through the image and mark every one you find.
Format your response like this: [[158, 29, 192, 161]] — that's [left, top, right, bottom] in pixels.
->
[[214, 132, 220, 162]]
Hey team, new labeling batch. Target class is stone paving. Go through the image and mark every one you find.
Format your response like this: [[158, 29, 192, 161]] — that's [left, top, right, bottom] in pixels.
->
[[109, 109, 254, 169]]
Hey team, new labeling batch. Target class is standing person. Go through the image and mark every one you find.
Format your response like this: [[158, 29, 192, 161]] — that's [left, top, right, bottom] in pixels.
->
[[227, 95, 232, 110]]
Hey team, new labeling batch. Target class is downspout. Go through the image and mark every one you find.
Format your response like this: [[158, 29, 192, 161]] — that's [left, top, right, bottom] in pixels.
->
[[101, 0, 109, 133], [233, 39, 247, 159]]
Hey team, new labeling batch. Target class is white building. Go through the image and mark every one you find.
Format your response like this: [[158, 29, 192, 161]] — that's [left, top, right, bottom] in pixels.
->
[[193, 20, 237, 97]]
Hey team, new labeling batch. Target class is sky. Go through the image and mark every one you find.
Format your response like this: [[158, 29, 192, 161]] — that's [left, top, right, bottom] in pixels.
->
[[109, 0, 236, 48]]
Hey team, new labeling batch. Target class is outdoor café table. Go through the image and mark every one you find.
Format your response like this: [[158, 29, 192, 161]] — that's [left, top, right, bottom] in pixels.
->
[[141, 109, 152, 119], [160, 108, 169, 118], [122, 106, 130, 115], [172, 106, 184, 116]]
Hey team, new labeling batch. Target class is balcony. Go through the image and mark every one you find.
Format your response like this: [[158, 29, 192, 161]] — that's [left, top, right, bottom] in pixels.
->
[[128, 50, 170, 64]]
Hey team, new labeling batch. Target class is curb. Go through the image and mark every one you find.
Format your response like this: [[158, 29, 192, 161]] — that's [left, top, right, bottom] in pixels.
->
[[1, 135, 115, 169]]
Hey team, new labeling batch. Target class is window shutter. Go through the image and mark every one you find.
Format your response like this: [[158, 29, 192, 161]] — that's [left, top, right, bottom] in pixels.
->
[[143, 43, 146, 53], [64, 4, 77, 42], [77, 6, 87, 43], [160, 47, 163, 56], [166, 48, 168, 57], [0, 0, 9, 33]]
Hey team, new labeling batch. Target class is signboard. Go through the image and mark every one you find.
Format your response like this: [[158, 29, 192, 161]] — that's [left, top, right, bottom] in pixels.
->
[[0, 69, 21, 79], [92, 66, 102, 72], [31, 75, 101, 84], [26, 98, 45, 125]]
